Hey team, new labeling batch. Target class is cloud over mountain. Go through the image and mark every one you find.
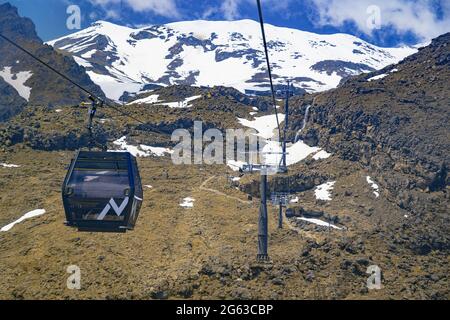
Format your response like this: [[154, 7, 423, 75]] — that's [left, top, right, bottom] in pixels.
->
[[308, 0, 450, 41]]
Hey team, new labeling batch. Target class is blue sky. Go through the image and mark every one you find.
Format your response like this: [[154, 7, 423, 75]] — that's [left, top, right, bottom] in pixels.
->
[[2, 0, 449, 47]]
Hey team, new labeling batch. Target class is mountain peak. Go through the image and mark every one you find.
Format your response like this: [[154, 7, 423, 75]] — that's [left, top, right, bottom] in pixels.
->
[[0, 3, 105, 119], [0, 2, 16, 13], [0, 2, 40, 43]]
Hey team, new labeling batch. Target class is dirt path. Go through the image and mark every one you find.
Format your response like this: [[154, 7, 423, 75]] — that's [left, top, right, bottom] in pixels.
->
[[199, 176, 252, 205]]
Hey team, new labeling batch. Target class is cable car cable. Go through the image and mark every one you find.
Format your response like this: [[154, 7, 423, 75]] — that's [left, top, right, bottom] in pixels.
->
[[256, 0, 282, 141]]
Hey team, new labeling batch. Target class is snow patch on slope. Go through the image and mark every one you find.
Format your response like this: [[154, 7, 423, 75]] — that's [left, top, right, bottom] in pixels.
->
[[1, 209, 46, 232], [227, 160, 248, 172], [1, 163, 20, 168], [0, 67, 33, 101], [87, 71, 142, 102], [366, 176, 380, 198], [238, 114, 285, 140], [297, 217, 342, 230], [315, 182, 336, 201], [368, 68, 399, 81], [129, 94, 202, 108], [290, 196, 299, 204], [128, 94, 161, 105], [313, 150, 332, 160], [111, 136, 173, 157], [180, 197, 195, 208], [263, 140, 320, 166], [368, 73, 388, 81], [231, 113, 331, 170], [156, 95, 202, 108], [73, 56, 93, 68]]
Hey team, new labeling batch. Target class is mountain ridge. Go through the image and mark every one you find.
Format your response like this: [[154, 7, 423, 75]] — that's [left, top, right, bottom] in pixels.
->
[[48, 19, 417, 101]]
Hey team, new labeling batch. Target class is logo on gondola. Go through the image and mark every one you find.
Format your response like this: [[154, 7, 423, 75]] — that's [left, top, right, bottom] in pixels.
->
[[97, 197, 129, 220]]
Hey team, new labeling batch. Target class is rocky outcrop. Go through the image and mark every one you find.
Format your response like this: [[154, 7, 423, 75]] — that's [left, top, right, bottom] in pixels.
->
[[286, 33, 449, 254], [0, 123, 109, 151], [0, 77, 27, 121], [290, 33, 449, 195], [310, 60, 375, 78]]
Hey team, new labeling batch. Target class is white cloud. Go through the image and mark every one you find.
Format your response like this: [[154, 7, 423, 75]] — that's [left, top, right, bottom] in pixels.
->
[[309, 0, 450, 41], [104, 8, 121, 19], [89, 0, 181, 18], [201, 6, 218, 20]]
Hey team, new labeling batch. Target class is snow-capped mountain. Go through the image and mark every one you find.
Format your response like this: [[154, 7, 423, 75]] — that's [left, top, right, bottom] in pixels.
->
[[48, 19, 417, 101]]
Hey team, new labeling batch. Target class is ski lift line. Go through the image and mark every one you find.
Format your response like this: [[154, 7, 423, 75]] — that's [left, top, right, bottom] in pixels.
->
[[0, 32, 166, 135], [256, 0, 282, 141]]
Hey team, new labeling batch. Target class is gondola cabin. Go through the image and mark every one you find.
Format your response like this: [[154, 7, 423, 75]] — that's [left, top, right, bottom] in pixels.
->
[[62, 151, 143, 233]]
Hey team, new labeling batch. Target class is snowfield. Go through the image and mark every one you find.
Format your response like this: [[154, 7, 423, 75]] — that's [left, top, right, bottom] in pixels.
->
[[48, 19, 416, 101], [1, 209, 46, 232]]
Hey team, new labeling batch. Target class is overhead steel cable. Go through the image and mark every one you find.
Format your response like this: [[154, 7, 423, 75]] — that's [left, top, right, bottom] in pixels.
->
[[256, 0, 282, 141], [0, 32, 166, 135]]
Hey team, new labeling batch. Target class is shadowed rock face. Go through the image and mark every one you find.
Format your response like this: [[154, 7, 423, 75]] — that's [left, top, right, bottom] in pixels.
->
[[0, 77, 27, 121], [0, 3, 40, 43], [310, 60, 376, 78], [0, 3, 105, 120]]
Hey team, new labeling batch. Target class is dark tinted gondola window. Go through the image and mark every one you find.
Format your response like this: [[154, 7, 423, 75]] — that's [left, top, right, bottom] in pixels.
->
[[68, 160, 130, 199], [132, 158, 143, 197]]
